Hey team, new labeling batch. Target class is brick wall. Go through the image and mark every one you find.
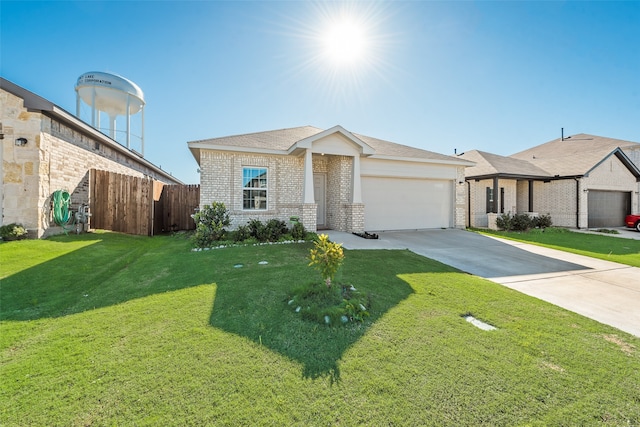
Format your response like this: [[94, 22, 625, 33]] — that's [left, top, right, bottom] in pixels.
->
[[532, 179, 577, 227], [454, 167, 466, 229], [199, 150, 306, 229], [468, 178, 521, 227], [200, 150, 369, 233]]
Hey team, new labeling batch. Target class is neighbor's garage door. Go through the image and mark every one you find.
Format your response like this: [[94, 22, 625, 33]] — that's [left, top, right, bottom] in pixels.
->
[[588, 190, 631, 228], [361, 177, 452, 231]]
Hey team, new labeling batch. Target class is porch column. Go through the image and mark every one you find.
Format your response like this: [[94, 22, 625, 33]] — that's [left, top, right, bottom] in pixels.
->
[[492, 177, 499, 213], [303, 148, 314, 203], [352, 154, 362, 203]]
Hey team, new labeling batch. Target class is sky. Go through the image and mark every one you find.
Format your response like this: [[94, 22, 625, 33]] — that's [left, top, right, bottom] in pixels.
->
[[2, 1, 639, 184]]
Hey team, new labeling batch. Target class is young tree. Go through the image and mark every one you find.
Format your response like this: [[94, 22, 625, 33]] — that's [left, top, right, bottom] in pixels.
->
[[308, 234, 345, 288]]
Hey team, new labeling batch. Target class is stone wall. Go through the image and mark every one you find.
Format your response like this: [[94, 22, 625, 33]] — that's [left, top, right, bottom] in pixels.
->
[[1, 88, 179, 238]]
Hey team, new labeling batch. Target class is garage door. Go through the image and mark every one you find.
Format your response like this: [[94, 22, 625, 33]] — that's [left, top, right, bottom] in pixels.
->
[[588, 190, 631, 228], [361, 177, 452, 231]]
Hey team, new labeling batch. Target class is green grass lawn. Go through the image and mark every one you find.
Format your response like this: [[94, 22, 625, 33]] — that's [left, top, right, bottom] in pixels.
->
[[475, 227, 640, 267], [1, 231, 639, 426]]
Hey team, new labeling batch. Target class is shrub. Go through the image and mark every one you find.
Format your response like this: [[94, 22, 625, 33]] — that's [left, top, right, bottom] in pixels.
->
[[192, 203, 231, 248], [496, 213, 533, 232], [291, 222, 306, 240], [533, 214, 553, 229], [511, 213, 533, 231], [232, 225, 251, 242], [496, 213, 512, 231], [266, 219, 288, 241], [595, 228, 619, 234], [308, 234, 344, 288], [247, 219, 269, 242], [0, 223, 28, 241]]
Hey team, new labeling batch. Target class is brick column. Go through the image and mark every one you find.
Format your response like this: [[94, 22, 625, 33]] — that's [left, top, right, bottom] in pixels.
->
[[344, 203, 365, 232], [301, 203, 317, 232]]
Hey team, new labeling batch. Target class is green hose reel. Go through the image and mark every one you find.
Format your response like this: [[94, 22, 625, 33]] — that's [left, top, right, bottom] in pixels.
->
[[52, 190, 72, 226]]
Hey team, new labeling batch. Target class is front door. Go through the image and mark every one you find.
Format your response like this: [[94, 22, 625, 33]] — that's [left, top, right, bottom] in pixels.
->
[[314, 174, 326, 229]]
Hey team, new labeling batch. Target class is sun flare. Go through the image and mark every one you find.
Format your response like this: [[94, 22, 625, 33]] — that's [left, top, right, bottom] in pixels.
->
[[281, 1, 393, 104], [322, 19, 368, 66]]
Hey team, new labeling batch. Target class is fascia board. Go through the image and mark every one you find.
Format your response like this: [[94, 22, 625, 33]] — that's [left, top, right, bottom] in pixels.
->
[[465, 173, 557, 181], [187, 141, 287, 156], [368, 154, 475, 167]]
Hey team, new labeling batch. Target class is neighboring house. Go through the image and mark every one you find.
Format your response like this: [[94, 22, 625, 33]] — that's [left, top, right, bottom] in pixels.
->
[[188, 125, 473, 233], [460, 134, 640, 229], [1, 78, 182, 238]]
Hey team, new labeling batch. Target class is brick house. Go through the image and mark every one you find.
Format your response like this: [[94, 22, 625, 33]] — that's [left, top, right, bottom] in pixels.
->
[[1, 78, 182, 238], [460, 134, 640, 229], [188, 125, 473, 233]]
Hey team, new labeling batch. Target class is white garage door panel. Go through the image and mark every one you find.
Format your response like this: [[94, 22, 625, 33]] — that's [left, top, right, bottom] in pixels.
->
[[362, 177, 452, 231]]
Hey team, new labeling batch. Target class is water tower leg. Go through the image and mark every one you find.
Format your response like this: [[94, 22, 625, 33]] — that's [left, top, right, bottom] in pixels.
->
[[109, 114, 116, 139], [141, 106, 145, 157], [126, 95, 131, 149]]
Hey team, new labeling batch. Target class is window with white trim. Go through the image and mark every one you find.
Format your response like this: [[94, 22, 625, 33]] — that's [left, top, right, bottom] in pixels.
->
[[243, 167, 267, 210]]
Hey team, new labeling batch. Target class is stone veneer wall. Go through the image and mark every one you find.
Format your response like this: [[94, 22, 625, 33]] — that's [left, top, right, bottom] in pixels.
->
[[1, 88, 178, 238]]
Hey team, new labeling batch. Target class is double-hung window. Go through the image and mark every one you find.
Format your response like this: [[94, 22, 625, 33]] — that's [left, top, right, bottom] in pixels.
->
[[243, 167, 267, 210]]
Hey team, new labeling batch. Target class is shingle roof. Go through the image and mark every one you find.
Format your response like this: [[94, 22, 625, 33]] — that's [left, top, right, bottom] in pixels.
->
[[190, 126, 324, 151], [353, 133, 461, 162], [510, 133, 640, 176], [459, 150, 551, 179], [188, 125, 468, 163]]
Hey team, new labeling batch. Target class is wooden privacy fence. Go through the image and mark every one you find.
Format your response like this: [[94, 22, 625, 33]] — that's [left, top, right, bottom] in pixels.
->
[[154, 184, 200, 232], [90, 169, 199, 236]]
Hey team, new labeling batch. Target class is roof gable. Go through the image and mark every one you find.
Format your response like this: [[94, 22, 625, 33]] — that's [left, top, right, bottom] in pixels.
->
[[459, 150, 551, 179], [510, 133, 640, 177], [288, 125, 375, 156]]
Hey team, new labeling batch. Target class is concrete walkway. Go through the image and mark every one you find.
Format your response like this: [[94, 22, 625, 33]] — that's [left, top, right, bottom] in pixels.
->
[[325, 229, 640, 337]]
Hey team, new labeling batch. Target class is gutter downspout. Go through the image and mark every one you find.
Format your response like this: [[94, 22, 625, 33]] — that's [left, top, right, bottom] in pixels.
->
[[467, 180, 471, 228], [575, 177, 580, 229]]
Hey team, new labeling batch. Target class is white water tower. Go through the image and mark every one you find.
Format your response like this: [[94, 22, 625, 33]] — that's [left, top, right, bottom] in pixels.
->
[[75, 71, 145, 155]]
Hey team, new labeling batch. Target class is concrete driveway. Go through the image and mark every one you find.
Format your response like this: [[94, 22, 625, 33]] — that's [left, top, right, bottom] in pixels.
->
[[325, 229, 640, 337]]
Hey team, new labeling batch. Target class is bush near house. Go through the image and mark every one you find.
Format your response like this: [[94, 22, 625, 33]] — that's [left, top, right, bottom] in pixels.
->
[[192, 203, 231, 248], [0, 223, 28, 241], [496, 213, 553, 232], [192, 203, 309, 248]]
